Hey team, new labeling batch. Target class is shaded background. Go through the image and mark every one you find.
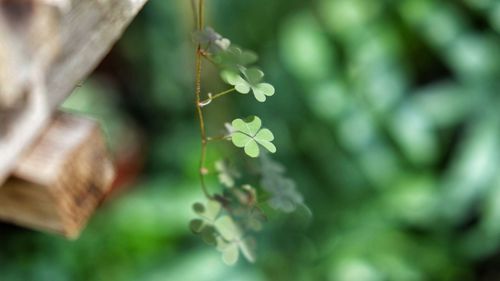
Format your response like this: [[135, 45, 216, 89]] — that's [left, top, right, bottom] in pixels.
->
[[2, 0, 500, 280]]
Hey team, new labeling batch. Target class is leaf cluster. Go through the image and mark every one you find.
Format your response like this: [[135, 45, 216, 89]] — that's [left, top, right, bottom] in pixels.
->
[[190, 16, 305, 266]]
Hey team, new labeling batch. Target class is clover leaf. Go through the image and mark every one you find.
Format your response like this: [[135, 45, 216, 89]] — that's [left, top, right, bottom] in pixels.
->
[[190, 200, 222, 245], [230, 116, 276, 158], [221, 68, 275, 102], [214, 216, 256, 265], [263, 177, 303, 213], [260, 153, 304, 213]]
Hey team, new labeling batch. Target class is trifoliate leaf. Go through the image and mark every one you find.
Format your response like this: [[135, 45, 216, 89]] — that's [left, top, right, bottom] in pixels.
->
[[265, 178, 304, 213], [221, 68, 275, 102], [260, 153, 305, 213], [230, 116, 276, 158], [190, 200, 222, 240], [215, 221, 257, 265]]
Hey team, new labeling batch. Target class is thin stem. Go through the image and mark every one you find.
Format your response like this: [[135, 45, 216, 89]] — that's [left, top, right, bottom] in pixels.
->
[[207, 135, 230, 142], [199, 88, 236, 107], [211, 88, 236, 100], [198, 0, 204, 30], [191, 0, 198, 28], [201, 52, 218, 66], [195, 0, 211, 199]]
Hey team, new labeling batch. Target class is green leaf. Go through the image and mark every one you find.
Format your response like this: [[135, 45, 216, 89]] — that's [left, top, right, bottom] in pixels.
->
[[190, 200, 222, 239], [218, 239, 239, 266], [260, 153, 304, 213], [221, 71, 250, 94], [215, 225, 256, 265], [204, 200, 222, 221], [215, 46, 258, 72], [215, 216, 242, 241], [254, 129, 277, 153], [252, 83, 275, 102], [192, 202, 205, 214], [230, 116, 276, 158], [215, 228, 240, 266], [189, 219, 204, 233], [221, 68, 275, 102], [266, 178, 303, 213], [200, 225, 217, 246]]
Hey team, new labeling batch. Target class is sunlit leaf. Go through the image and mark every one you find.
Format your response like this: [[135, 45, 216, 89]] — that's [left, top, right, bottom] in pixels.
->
[[221, 68, 275, 102], [230, 116, 276, 157]]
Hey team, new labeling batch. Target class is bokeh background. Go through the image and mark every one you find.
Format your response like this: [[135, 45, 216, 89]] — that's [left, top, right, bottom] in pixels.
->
[[2, 0, 500, 280]]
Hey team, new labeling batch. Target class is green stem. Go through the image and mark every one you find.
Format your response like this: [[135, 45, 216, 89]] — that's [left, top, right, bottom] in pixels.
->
[[207, 135, 230, 142], [199, 88, 236, 107], [195, 0, 211, 199]]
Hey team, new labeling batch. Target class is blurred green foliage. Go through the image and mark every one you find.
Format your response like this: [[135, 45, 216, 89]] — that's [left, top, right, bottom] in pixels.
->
[[2, 0, 500, 280]]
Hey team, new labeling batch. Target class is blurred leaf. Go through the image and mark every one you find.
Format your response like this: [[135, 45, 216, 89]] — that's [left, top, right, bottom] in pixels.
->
[[215, 160, 241, 188], [193, 27, 231, 53], [260, 153, 304, 213], [214, 216, 257, 265], [215, 46, 258, 72], [215, 216, 242, 241], [193, 203, 205, 214], [190, 219, 205, 233]]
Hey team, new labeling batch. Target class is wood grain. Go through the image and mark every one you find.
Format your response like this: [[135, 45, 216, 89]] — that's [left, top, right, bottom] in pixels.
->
[[0, 0, 147, 185], [0, 112, 115, 238]]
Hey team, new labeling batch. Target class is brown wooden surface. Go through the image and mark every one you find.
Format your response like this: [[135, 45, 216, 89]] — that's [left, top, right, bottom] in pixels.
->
[[0, 112, 115, 238], [0, 0, 147, 185]]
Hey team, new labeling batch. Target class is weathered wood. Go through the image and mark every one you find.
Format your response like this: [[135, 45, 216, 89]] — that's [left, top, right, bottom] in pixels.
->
[[0, 0, 147, 185], [0, 112, 115, 238], [0, 0, 65, 108]]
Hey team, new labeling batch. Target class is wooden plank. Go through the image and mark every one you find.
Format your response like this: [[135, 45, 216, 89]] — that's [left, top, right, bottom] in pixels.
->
[[0, 0, 147, 185], [0, 112, 115, 238]]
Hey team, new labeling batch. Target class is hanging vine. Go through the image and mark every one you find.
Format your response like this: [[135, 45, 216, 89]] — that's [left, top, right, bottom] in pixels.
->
[[189, 0, 305, 265]]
